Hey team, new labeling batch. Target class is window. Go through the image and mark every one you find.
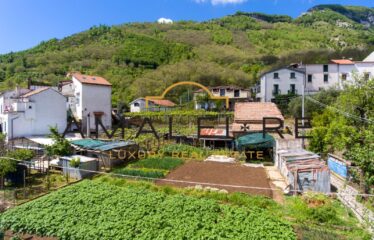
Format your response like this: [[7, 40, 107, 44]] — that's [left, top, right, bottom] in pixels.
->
[[323, 65, 329, 72], [234, 89, 240, 97], [308, 74, 312, 83], [324, 74, 329, 83], [273, 72, 279, 79], [134, 102, 140, 107], [273, 84, 279, 95], [342, 73, 347, 80], [289, 84, 296, 94], [290, 72, 296, 79], [220, 89, 225, 96]]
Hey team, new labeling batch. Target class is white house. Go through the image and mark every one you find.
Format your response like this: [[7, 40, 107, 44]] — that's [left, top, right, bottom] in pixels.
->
[[0, 87, 67, 140], [194, 86, 251, 110], [256, 67, 305, 102], [61, 73, 112, 131], [130, 98, 176, 112], [256, 52, 374, 102]]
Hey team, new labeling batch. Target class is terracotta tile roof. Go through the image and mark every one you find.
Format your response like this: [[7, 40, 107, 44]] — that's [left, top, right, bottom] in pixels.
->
[[21, 87, 50, 98], [72, 73, 112, 86], [150, 99, 176, 107], [330, 59, 354, 65], [234, 102, 284, 123]]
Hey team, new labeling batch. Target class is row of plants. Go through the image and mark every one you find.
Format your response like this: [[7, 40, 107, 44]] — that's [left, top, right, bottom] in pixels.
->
[[0, 180, 296, 239], [112, 157, 185, 179]]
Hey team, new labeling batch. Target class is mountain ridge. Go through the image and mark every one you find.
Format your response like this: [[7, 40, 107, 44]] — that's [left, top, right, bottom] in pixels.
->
[[0, 4, 373, 106]]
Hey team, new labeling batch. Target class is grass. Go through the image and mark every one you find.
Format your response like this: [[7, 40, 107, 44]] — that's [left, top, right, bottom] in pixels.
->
[[112, 168, 167, 179], [128, 157, 184, 170]]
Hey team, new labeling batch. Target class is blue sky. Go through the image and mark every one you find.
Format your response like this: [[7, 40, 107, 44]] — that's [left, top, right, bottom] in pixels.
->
[[0, 0, 373, 54]]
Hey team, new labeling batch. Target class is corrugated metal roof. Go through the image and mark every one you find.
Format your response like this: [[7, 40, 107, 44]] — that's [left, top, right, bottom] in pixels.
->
[[70, 139, 136, 151]]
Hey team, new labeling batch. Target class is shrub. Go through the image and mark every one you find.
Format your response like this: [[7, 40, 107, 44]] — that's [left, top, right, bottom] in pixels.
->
[[129, 157, 184, 170], [5, 149, 35, 161], [69, 157, 81, 168], [113, 168, 166, 179]]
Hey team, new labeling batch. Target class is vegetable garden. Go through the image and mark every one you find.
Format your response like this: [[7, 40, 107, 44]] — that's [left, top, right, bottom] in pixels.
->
[[0, 180, 296, 240]]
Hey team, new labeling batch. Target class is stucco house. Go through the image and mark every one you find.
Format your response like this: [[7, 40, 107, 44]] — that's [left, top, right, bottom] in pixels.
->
[[194, 86, 251, 110], [130, 98, 176, 112], [256, 52, 374, 102], [256, 67, 305, 102], [60, 73, 112, 131], [0, 87, 67, 140]]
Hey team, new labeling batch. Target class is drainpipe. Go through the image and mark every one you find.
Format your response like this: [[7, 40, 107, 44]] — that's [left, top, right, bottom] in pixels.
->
[[10, 115, 20, 140]]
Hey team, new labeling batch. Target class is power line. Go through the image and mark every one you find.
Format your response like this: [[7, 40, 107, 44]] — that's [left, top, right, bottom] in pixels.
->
[[305, 96, 374, 124], [1, 157, 373, 197]]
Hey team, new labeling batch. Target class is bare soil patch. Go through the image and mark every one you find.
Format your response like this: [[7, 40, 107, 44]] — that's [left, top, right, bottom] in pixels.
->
[[157, 161, 272, 198]]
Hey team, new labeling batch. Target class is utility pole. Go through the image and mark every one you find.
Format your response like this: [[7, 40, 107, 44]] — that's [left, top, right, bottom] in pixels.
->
[[301, 73, 305, 149]]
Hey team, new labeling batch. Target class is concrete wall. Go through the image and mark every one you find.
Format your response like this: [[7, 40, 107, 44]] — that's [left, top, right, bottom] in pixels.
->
[[305, 64, 340, 92], [2, 88, 67, 140]]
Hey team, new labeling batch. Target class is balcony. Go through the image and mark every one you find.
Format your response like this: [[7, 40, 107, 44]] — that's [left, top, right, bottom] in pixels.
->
[[288, 89, 298, 95]]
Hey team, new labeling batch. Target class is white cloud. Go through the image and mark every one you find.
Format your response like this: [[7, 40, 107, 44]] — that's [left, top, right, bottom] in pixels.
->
[[157, 18, 173, 24], [195, 0, 247, 5]]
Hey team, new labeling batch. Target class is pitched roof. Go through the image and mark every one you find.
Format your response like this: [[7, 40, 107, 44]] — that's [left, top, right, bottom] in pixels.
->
[[330, 59, 354, 65], [21, 87, 50, 98], [72, 73, 112, 86], [260, 67, 305, 78], [150, 99, 176, 107], [234, 102, 284, 122]]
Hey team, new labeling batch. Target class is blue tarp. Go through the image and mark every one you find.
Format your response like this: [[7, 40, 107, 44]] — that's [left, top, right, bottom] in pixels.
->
[[236, 133, 275, 151]]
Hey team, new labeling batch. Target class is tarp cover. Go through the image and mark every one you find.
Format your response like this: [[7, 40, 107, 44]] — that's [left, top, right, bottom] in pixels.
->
[[70, 139, 136, 151], [236, 133, 275, 151]]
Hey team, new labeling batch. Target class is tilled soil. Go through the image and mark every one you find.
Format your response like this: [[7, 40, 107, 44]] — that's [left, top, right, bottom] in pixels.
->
[[157, 161, 273, 197]]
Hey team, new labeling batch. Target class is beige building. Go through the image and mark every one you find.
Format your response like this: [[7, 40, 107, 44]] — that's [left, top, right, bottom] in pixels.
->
[[194, 86, 251, 110]]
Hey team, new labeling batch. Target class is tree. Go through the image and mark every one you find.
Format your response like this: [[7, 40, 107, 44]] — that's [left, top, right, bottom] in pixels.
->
[[0, 133, 16, 189], [309, 77, 374, 190], [45, 127, 72, 157]]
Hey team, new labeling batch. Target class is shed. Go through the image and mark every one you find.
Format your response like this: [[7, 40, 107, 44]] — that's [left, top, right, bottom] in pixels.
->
[[60, 155, 98, 180], [275, 139, 330, 194]]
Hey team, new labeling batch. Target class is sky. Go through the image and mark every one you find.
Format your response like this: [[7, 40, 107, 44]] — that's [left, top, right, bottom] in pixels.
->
[[0, 0, 373, 54]]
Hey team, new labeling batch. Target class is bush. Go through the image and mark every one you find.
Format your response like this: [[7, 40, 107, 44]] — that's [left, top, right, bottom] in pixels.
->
[[129, 157, 184, 170], [5, 149, 35, 161], [113, 168, 166, 179]]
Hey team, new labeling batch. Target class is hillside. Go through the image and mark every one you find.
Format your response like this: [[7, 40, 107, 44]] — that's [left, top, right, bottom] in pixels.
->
[[0, 4, 373, 106]]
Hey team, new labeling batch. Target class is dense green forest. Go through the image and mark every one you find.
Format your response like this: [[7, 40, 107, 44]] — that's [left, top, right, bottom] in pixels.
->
[[0, 4, 374, 106]]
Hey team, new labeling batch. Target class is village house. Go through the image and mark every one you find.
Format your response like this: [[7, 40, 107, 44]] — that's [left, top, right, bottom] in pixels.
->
[[0, 87, 67, 140], [256, 51, 374, 102], [256, 67, 305, 102], [60, 73, 112, 132], [194, 86, 251, 110], [129, 98, 176, 112]]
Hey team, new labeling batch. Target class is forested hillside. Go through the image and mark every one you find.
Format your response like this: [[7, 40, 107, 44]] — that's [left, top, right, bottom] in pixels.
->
[[0, 4, 373, 106]]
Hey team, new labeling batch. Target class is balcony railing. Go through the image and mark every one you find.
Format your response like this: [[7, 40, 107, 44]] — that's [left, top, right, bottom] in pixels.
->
[[272, 90, 281, 96]]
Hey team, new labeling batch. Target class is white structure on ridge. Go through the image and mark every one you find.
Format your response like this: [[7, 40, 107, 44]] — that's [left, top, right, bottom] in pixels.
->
[[0, 87, 67, 140]]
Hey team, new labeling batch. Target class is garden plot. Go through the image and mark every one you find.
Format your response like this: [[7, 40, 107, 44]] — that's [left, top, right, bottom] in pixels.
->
[[157, 161, 273, 197], [0, 180, 295, 240]]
